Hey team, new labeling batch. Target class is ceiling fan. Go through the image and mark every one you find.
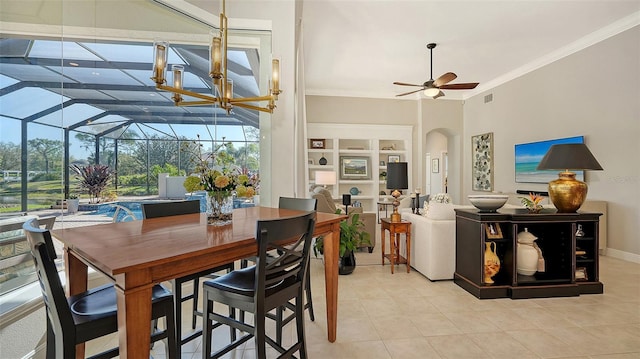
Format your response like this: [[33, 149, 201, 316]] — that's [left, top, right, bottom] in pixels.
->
[[394, 43, 479, 99]]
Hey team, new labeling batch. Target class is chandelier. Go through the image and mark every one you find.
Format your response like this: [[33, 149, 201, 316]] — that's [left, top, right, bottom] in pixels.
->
[[151, 0, 281, 114]]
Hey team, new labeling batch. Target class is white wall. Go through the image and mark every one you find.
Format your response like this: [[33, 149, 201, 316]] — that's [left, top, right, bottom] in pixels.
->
[[463, 25, 640, 257]]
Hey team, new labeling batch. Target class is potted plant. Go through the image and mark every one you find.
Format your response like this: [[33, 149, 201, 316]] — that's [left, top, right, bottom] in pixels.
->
[[66, 194, 80, 214], [313, 212, 371, 275], [70, 164, 114, 204], [520, 192, 544, 213]]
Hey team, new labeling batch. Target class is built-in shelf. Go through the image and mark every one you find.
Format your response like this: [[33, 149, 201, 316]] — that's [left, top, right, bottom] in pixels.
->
[[305, 124, 412, 212]]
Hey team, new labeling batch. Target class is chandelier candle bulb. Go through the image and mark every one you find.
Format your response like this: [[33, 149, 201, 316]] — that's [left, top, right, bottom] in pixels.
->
[[172, 65, 183, 89], [272, 59, 280, 95], [210, 36, 222, 78], [225, 79, 233, 100], [171, 65, 183, 102], [152, 41, 168, 84]]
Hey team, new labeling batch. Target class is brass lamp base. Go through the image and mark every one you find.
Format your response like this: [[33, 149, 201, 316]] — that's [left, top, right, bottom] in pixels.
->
[[390, 189, 402, 222], [390, 209, 402, 222], [548, 171, 588, 213]]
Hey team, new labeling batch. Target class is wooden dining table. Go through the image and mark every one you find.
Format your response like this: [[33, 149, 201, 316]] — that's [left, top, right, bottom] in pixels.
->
[[52, 206, 345, 359]]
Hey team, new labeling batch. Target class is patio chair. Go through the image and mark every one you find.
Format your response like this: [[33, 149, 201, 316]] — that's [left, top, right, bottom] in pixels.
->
[[201, 211, 316, 359], [22, 218, 177, 359], [141, 200, 234, 349]]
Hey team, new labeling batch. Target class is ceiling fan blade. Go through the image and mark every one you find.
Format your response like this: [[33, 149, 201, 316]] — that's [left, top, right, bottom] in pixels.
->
[[438, 82, 479, 90], [433, 90, 445, 99], [396, 88, 425, 97], [393, 81, 424, 87], [433, 72, 457, 87]]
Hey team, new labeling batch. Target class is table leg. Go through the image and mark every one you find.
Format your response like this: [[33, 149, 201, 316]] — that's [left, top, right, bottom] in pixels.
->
[[395, 234, 401, 264], [381, 227, 386, 266], [64, 248, 87, 296], [116, 284, 153, 358], [323, 222, 340, 343], [64, 248, 87, 359], [406, 230, 411, 273], [390, 231, 395, 274]]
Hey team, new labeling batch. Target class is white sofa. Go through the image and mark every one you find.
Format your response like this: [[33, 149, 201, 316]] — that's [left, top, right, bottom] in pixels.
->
[[400, 201, 470, 281]]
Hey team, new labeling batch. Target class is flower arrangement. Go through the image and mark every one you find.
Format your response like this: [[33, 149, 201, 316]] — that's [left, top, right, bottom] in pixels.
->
[[182, 135, 242, 195], [181, 135, 259, 224], [521, 192, 544, 213], [236, 172, 259, 198]]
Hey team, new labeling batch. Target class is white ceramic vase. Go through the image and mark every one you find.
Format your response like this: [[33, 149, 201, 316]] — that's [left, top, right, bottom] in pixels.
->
[[517, 228, 541, 276]]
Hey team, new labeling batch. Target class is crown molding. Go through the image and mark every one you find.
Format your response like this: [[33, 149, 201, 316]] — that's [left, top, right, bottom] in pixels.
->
[[463, 11, 640, 100]]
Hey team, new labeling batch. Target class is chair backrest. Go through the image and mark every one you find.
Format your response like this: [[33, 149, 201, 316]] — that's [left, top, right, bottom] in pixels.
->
[[141, 200, 200, 219], [22, 218, 75, 344], [254, 212, 316, 295], [278, 197, 317, 212]]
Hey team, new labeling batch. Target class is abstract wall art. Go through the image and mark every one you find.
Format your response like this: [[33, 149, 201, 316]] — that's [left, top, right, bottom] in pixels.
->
[[471, 132, 494, 191]]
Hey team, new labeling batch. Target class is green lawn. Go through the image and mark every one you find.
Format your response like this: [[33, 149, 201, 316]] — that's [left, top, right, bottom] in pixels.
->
[[0, 180, 159, 213]]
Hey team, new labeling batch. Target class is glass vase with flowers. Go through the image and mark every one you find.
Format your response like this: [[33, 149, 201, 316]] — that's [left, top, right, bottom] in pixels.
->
[[183, 135, 251, 225]]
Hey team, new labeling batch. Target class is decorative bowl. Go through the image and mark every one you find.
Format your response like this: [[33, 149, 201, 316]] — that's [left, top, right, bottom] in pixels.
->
[[468, 194, 508, 212]]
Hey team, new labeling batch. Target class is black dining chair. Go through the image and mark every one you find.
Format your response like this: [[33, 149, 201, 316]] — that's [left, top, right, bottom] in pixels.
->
[[141, 199, 235, 349], [201, 211, 316, 359], [22, 218, 177, 359], [239, 197, 317, 345]]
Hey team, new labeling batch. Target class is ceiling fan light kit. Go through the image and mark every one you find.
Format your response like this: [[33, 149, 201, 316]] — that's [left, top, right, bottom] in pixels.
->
[[394, 43, 479, 99], [423, 87, 440, 97]]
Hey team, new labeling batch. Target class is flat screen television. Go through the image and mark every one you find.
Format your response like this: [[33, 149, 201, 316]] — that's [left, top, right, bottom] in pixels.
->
[[515, 136, 584, 183]]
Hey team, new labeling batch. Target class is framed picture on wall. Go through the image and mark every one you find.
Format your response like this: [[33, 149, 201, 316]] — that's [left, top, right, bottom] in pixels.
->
[[471, 132, 494, 192], [310, 139, 325, 149], [340, 156, 370, 180], [432, 158, 439, 173]]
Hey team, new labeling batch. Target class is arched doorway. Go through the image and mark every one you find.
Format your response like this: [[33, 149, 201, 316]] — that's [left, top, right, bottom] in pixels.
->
[[424, 128, 462, 203]]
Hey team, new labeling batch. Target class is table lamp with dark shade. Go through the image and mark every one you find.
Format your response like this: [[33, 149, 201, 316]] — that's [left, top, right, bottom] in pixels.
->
[[386, 162, 408, 222], [536, 143, 603, 213]]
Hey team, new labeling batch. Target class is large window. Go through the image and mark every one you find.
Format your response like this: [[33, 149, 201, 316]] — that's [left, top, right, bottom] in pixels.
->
[[0, 30, 272, 295], [1, 37, 264, 206]]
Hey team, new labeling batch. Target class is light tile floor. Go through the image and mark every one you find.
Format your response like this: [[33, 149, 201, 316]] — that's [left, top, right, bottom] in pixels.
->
[[45, 209, 639, 358], [82, 254, 639, 359]]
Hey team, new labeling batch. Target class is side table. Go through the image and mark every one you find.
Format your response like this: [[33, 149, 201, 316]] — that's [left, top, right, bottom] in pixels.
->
[[381, 218, 411, 273]]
